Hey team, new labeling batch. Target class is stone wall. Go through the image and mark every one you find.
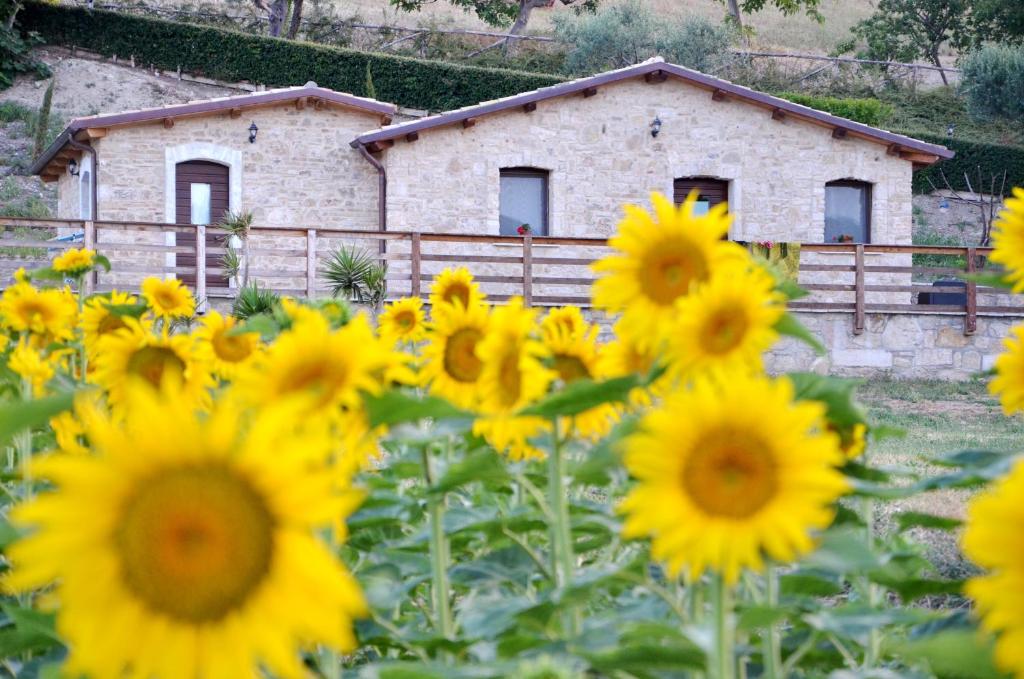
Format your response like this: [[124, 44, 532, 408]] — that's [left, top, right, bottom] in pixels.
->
[[764, 311, 1014, 380], [380, 76, 916, 244], [74, 102, 386, 229]]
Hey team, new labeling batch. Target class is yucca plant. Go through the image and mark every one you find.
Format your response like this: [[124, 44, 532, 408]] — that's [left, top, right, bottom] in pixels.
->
[[219, 210, 255, 287], [322, 244, 387, 307], [231, 282, 279, 320]]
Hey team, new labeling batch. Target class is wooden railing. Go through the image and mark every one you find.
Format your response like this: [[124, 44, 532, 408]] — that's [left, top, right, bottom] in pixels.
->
[[1, 218, 1019, 336]]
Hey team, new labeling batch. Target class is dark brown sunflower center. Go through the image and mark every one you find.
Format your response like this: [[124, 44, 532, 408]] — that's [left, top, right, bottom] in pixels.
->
[[115, 464, 275, 623], [639, 239, 709, 305], [393, 310, 416, 330], [97, 312, 127, 336], [443, 327, 483, 383], [154, 289, 181, 310], [441, 283, 471, 307], [126, 346, 187, 388], [683, 429, 778, 519], [212, 330, 254, 363], [497, 350, 522, 407], [699, 308, 750, 355], [553, 353, 592, 383]]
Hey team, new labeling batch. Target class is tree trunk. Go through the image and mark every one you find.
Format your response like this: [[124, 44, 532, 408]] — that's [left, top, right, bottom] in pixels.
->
[[930, 47, 949, 86], [725, 0, 744, 33], [267, 0, 286, 37], [286, 0, 303, 39], [5, 1, 22, 30], [502, 0, 539, 56]]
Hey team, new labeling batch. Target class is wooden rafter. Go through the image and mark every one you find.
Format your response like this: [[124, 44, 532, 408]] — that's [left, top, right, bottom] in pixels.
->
[[405, 131, 419, 143], [462, 117, 477, 129], [771, 107, 786, 121], [522, 101, 537, 113], [832, 128, 847, 139], [582, 86, 598, 98], [711, 88, 727, 102], [644, 70, 667, 83]]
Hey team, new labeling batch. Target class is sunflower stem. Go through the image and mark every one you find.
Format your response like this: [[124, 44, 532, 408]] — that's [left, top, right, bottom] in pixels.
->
[[547, 419, 577, 636], [862, 494, 882, 667], [16, 378, 33, 502], [422, 444, 453, 642], [762, 566, 783, 679], [711, 574, 735, 679], [75, 274, 87, 381]]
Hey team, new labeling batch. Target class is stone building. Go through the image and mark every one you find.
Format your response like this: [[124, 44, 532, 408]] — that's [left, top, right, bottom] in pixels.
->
[[34, 58, 950, 247]]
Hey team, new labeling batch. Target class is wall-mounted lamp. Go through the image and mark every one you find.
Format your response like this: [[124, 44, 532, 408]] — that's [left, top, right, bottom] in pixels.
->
[[248, 121, 259, 144], [650, 116, 662, 138], [946, 123, 955, 138], [67, 158, 79, 176]]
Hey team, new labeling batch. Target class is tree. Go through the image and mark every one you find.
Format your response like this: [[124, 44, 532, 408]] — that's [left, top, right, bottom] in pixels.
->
[[390, 0, 598, 53], [717, 0, 823, 36], [970, 0, 1024, 45], [852, 0, 971, 86]]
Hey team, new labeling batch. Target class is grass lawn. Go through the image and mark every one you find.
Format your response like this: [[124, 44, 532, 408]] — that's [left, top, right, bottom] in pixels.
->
[[856, 378, 1024, 582]]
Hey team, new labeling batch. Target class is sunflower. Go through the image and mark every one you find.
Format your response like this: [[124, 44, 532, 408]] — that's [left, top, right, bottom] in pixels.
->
[[829, 422, 867, 460], [91, 318, 211, 411], [664, 261, 784, 380], [428, 267, 485, 313], [194, 311, 260, 380], [0, 282, 78, 342], [544, 322, 618, 440], [82, 291, 140, 356], [619, 371, 847, 584], [592, 192, 747, 346], [962, 458, 1024, 677], [989, 187, 1024, 293], [474, 298, 555, 459], [540, 306, 587, 343], [6, 387, 367, 679], [141, 276, 195, 320], [420, 300, 490, 409], [598, 320, 668, 408], [990, 324, 1024, 415], [52, 247, 96, 277], [379, 296, 427, 345], [8, 342, 55, 394], [233, 312, 391, 419]]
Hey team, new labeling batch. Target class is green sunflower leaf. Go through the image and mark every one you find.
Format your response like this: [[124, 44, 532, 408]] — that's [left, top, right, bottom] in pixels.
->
[[774, 312, 826, 355], [518, 375, 638, 418], [364, 390, 473, 428], [0, 391, 75, 448]]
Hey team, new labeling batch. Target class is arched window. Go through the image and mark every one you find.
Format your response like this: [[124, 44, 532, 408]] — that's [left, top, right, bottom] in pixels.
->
[[825, 180, 872, 243], [500, 167, 549, 236], [674, 177, 729, 214]]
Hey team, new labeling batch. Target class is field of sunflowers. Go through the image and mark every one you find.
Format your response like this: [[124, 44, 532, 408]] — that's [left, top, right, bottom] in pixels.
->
[[0, 188, 1023, 678]]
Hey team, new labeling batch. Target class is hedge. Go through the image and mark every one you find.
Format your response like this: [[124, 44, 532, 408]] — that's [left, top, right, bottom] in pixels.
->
[[15, 2, 566, 112], [906, 131, 1024, 194], [775, 92, 893, 128]]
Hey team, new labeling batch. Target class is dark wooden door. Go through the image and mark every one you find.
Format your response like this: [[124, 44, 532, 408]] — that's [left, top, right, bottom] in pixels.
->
[[175, 161, 229, 288], [673, 177, 729, 213]]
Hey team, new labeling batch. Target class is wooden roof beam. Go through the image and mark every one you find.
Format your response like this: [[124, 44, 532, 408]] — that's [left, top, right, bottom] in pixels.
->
[[832, 127, 847, 139], [522, 101, 537, 113], [162, 117, 174, 129], [462, 117, 477, 129], [84, 127, 107, 139], [296, 96, 309, 110], [644, 70, 667, 83], [900, 150, 939, 164], [405, 131, 419, 143], [712, 88, 728, 102], [229, 107, 242, 119], [771, 107, 786, 121], [365, 139, 394, 154], [887, 143, 902, 156], [582, 86, 598, 98]]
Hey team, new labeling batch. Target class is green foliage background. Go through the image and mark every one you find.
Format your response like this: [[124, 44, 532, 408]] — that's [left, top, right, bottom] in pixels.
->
[[15, 2, 563, 111]]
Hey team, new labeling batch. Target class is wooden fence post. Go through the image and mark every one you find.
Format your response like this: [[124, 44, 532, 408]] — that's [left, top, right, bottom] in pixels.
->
[[195, 223, 207, 312], [306, 229, 317, 298], [853, 244, 865, 335], [965, 247, 977, 335], [522, 235, 533, 306], [83, 220, 96, 295], [410, 232, 421, 299]]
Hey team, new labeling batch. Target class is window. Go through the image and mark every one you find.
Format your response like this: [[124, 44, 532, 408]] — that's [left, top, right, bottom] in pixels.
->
[[825, 180, 871, 243], [78, 155, 93, 220], [674, 177, 728, 215], [500, 168, 548, 236]]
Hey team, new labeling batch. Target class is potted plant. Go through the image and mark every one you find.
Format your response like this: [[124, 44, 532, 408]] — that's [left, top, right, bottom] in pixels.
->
[[516, 223, 532, 236], [836, 233, 855, 243]]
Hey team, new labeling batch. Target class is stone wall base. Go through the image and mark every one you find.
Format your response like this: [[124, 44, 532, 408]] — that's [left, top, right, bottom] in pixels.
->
[[765, 311, 1013, 380]]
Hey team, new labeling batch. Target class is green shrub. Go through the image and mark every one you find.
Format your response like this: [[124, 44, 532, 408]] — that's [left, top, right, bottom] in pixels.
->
[[775, 92, 893, 127], [16, 2, 565, 111], [907, 131, 1024, 194], [960, 44, 1024, 121], [553, 1, 733, 75]]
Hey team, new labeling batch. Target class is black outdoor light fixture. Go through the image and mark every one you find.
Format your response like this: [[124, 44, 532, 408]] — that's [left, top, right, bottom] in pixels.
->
[[67, 158, 79, 176], [248, 121, 259, 144], [650, 116, 662, 138]]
